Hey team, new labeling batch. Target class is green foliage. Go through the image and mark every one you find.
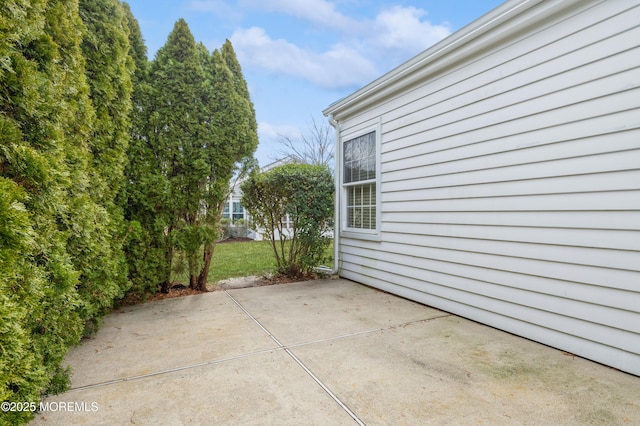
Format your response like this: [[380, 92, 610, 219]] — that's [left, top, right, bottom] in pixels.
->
[[120, 1, 169, 297], [1, 1, 85, 423], [0, 178, 45, 425], [142, 19, 213, 291], [74, 0, 133, 324], [1, 3, 258, 422], [125, 22, 258, 294], [241, 164, 334, 277], [1, 0, 135, 423], [190, 46, 259, 288]]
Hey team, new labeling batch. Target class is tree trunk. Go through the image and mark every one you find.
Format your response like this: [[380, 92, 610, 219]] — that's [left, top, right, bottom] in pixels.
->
[[188, 252, 198, 289], [189, 273, 198, 290], [161, 235, 174, 293], [196, 242, 214, 291]]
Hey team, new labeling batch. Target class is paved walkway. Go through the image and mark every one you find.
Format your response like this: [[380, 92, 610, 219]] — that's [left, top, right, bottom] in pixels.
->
[[32, 279, 639, 425]]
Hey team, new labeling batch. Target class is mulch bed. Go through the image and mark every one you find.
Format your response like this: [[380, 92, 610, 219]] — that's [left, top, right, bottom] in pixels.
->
[[216, 236, 255, 244], [119, 272, 324, 306]]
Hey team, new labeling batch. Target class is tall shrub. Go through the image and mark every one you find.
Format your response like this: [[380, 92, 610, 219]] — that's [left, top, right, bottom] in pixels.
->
[[1, 0, 136, 422], [1, 0, 89, 422], [75, 0, 133, 327], [241, 163, 334, 276], [144, 19, 212, 292], [120, 1, 168, 297], [134, 24, 258, 293], [194, 45, 258, 290]]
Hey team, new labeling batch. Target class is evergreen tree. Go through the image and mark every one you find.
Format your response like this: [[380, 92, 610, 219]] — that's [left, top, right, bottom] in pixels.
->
[[79, 0, 132, 200], [0, 0, 90, 421], [146, 19, 210, 291], [1, 1, 137, 422], [75, 0, 133, 326], [138, 23, 258, 292], [220, 40, 259, 171], [221, 40, 252, 104], [120, 1, 169, 297], [194, 46, 258, 290], [1, 4, 258, 418]]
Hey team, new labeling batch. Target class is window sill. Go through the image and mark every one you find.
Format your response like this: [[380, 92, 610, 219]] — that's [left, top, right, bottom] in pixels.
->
[[341, 230, 382, 242]]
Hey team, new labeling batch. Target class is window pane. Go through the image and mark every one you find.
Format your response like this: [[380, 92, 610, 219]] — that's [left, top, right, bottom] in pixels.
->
[[369, 207, 376, 229], [346, 182, 376, 229], [344, 131, 375, 184]]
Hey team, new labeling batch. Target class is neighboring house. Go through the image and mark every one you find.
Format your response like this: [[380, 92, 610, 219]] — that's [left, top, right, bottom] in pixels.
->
[[324, 0, 640, 376], [221, 178, 256, 240], [223, 156, 297, 240], [222, 184, 248, 223]]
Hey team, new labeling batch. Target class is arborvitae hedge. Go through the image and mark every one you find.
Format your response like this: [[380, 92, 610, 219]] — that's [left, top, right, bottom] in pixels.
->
[[75, 0, 133, 330], [0, 0, 133, 423], [1, 3, 259, 423], [120, 1, 168, 298]]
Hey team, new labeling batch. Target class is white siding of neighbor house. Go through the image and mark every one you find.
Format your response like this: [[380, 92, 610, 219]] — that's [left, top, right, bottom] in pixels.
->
[[327, 0, 640, 376]]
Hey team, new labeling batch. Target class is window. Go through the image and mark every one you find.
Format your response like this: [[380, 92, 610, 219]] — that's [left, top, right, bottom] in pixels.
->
[[223, 202, 246, 223], [280, 215, 292, 229], [232, 202, 244, 222], [343, 130, 377, 231]]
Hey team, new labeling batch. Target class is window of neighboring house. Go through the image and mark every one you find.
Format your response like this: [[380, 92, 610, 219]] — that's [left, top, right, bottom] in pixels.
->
[[280, 215, 292, 229], [343, 130, 378, 232], [222, 204, 230, 219], [232, 201, 244, 222]]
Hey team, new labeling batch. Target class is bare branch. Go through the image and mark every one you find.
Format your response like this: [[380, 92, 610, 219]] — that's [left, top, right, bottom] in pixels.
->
[[277, 116, 334, 167]]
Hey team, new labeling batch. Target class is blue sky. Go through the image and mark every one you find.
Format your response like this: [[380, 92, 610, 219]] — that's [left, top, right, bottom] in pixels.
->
[[125, 0, 505, 166]]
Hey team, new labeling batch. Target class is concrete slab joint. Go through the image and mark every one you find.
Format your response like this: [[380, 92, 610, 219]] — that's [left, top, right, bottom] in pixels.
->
[[32, 279, 640, 425]]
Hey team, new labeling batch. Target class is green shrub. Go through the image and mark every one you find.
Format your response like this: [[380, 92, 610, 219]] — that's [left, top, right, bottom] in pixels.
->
[[0, 1, 134, 423], [241, 163, 334, 276]]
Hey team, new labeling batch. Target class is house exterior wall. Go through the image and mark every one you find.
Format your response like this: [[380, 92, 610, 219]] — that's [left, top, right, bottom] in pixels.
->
[[326, 0, 640, 376]]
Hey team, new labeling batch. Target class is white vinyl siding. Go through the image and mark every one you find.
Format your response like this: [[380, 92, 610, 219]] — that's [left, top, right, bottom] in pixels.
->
[[327, 0, 640, 376]]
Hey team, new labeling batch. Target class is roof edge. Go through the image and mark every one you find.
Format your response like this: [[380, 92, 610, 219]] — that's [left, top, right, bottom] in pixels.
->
[[323, 0, 547, 119]]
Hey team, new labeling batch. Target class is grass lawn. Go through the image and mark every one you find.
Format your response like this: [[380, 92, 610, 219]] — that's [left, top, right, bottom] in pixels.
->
[[207, 240, 278, 282], [200, 239, 334, 284]]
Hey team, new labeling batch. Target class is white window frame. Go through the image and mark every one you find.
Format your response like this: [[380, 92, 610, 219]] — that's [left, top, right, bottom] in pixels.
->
[[340, 121, 381, 241]]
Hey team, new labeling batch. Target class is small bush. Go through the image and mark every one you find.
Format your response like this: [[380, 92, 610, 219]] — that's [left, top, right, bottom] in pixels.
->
[[241, 163, 333, 277]]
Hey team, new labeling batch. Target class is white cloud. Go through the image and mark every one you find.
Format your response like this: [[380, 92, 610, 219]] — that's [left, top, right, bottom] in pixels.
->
[[241, 0, 360, 32], [231, 27, 377, 89], [372, 6, 451, 54], [239, 1, 450, 54], [197, 1, 452, 90]]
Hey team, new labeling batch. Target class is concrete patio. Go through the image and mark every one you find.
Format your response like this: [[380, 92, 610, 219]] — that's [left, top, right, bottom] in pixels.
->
[[32, 278, 639, 425]]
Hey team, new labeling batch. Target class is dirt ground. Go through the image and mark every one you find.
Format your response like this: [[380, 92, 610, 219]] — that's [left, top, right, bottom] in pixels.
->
[[142, 274, 319, 303]]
